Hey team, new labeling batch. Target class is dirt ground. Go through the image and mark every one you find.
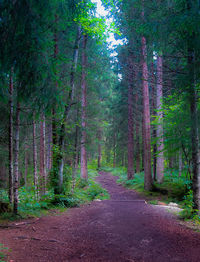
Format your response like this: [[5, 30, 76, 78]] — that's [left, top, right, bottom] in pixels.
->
[[1, 172, 200, 262]]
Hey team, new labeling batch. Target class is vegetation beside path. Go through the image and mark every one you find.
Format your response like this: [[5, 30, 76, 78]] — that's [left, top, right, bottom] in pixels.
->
[[102, 167, 200, 224], [0, 165, 109, 223]]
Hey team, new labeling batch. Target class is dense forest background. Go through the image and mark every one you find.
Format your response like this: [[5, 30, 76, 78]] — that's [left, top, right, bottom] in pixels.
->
[[0, 0, 200, 220]]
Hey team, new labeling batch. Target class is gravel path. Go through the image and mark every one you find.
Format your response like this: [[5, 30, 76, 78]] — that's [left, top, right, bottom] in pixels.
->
[[1, 171, 200, 262]]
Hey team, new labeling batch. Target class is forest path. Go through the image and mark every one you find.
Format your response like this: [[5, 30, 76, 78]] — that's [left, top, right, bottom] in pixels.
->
[[1, 172, 200, 262]]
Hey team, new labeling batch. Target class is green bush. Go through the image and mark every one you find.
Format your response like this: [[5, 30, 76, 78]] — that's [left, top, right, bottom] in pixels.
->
[[51, 194, 80, 208]]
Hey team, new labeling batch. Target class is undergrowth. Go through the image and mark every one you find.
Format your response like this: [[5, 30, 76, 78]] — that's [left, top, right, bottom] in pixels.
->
[[0, 243, 9, 262], [102, 166, 200, 222], [0, 166, 109, 222]]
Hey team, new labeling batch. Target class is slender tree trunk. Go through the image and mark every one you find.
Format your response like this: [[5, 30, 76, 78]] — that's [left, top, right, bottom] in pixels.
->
[[113, 133, 116, 168], [33, 116, 38, 197], [141, 34, 152, 190], [97, 128, 102, 169], [190, 83, 200, 210], [9, 67, 14, 204], [179, 149, 182, 177], [80, 34, 88, 180], [13, 102, 20, 215], [24, 143, 28, 186], [156, 55, 164, 183], [46, 122, 52, 172], [127, 56, 134, 180], [135, 93, 140, 173], [57, 26, 81, 190], [72, 109, 80, 192], [186, 0, 200, 211], [40, 114, 46, 195], [151, 62, 157, 181], [74, 105, 80, 170], [52, 14, 58, 189]]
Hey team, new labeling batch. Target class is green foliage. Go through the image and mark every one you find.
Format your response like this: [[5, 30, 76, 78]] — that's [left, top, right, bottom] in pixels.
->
[[106, 166, 191, 204], [0, 243, 9, 262], [180, 190, 200, 222], [0, 167, 109, 220]]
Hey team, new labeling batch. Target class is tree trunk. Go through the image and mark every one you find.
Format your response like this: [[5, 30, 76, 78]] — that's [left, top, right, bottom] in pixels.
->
[[179, 149, 182, 177], [113, 133, 116, 168], [72, 109, 80, 192], [80, 34, 88, 180], [57, 26, 81, 190], [156, 55, 164, 183], [97, 128, 102, 169], [13, 102, 20, 214], [135, 93, 140, 173], [141, 35, 152, 190], [8, 67, 14, 204], [24, 143, 28, 186], [127, 56, 134, 180], [33, 116, 38, 197], [46, 122, 52, 172], [186, 0, 200, 211], [151, 62, 157, 181], [190, 87, 200, 209], [40, 114, 46, 196]]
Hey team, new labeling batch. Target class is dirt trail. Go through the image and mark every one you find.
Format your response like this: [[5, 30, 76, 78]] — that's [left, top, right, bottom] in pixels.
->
[[1, 172, 200, 262]]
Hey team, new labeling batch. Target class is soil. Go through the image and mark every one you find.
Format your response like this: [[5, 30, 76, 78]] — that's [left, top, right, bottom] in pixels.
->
[[1, 171, 200, 262]]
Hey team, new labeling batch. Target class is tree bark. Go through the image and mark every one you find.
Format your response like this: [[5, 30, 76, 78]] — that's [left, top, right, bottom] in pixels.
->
[[80, 34, 88, 180], [39, 114, 46, 196], [24, 142, 28, 186], [141, 35, 153, 190], [46, 122, 52, 172], [151, 62, 157, 181], [13, 102, 20, 214], [156, 55, 164, 183], [8, 67, 14, 204], [113, 133, 116, 168], [135, 93, 140, 173], [127, 56, 134, 180], [33, 115, 38, 197], [57, 26, 81, 190], [97, 128, 102, 169], [186, 0, 200, 211], [179, 149, 182, 177]]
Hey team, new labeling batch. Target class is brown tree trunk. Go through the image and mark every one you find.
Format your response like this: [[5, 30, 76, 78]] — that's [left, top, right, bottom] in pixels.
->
[[40, 114, 46, 196], [9, 67, 14, 204], [151, 62, 157, 181], [57, 26, 81, 191], [190, 82, 200, 209], [80, 34, 88, 180], [33, 115, 38, 197], [186, 0, 200, 211], [24, 142, 28, 186], [13, 102, 20, 214], [97, 128, 102, 169], [113, 133, 116, 168], [46, 122, 52, 172], [141, 35, 152, 190], [52, 14, 58, 188], [179, 149, 182, 177], [72, 108, 80, 192], [156, 55, 164, 183], [127, 56, 134, 180], [135, 93, 140, 173]]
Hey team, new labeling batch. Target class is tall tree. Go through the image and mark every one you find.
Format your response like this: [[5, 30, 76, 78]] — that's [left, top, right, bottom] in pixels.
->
[[80, 34, 88, 180], [156, 55, 164, 183], [127, 55, 134, 180], [8, 67, 14, 204]]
